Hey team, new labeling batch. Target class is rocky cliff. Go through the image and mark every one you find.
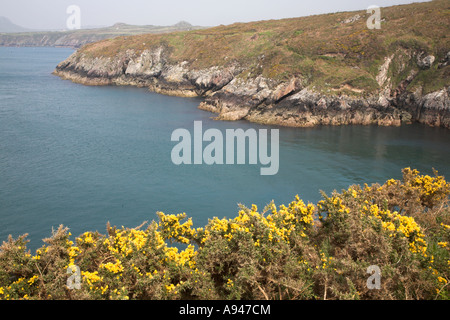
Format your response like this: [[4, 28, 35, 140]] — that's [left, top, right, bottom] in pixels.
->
[[53, 1, 450, 128]]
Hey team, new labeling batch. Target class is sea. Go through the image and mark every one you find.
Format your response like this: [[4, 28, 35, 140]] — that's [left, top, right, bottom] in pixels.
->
[[1, 46, 449, 251]]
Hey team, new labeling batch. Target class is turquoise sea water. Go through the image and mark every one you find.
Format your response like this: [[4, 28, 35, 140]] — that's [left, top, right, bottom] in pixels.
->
[[1, 47, 449, 251]]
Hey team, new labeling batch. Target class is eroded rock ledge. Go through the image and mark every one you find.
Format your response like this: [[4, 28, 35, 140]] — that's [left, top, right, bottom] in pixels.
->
[[54, 47, 450, 129]]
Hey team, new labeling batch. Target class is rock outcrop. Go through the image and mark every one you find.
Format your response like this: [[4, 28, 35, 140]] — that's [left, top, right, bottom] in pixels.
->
[[53, 44, 449, 129]]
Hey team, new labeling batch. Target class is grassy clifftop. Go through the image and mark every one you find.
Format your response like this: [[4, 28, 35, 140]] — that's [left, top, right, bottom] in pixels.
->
[[79, 0, 449, 96]]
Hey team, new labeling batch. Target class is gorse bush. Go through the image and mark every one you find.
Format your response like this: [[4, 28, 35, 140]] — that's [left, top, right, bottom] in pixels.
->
[[0, 168, 449, 300]]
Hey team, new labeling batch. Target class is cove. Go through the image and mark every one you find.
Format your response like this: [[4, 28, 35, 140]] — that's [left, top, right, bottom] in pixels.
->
[[0, 47, 449, 251]]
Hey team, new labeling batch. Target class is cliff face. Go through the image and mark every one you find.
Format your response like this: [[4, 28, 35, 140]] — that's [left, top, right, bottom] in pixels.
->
[[54, 45, 450, 129], [53, 1, 450, 129], [0, 32, 117, 48]]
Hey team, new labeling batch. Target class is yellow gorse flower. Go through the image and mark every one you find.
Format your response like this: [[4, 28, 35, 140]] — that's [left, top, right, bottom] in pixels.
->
[[403, 168, 450, 208], [204, 196, 315, 246], [82, 271, 102, 286], [437, 277, 448, 284], [27, 275, 38, 285], [100, 259, 124, 274], [361, 204, 427, 256], [164, 245, 196, 267], [157, 212, 196, 244], [1, 169, 448, 300], [438, 242, 448, 248]]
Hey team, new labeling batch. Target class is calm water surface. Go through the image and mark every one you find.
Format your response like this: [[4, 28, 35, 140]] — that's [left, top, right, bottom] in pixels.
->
[[1, 47, 449, 250]]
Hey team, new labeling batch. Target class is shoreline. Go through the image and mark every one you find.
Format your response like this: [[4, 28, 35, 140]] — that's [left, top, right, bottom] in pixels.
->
[[53, 67, 449, 130], [50, 0, 450, 130]]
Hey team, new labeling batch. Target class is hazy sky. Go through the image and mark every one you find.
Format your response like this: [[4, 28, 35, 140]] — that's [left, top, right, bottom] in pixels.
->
[[1, 0, 430, 30]]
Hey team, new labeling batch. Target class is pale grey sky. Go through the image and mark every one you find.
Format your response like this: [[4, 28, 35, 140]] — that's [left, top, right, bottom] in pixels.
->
[[0, 0, 431, 30]]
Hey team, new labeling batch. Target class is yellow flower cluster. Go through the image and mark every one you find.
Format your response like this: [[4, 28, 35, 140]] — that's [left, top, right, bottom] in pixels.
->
[[27, 275, 38, 285], [164, 245, 196, 267], [157, 212, 196, 244], [320, 252, 333, 269], [100, 285, 109, 295], [437, 277, 448, 284], [68, 246, 80, 266], [278, 195, 316, 227], [100, 259, 124, 274], [0, 275, 39, 300], [441, 223, 450, 230], [165, 283, 176, 293], [386, 179, 399, 187], [77, 232, 95, 245], [438, 242, 448, 248], [32, 247, 49, 260], [204, 197, 315, 245], [403, 168, 450, 207], [104, 229, 149, 257], [318, 195, 350, 219], [81, 271, 102, 287], [210, 217, 229, 233], [362, 204, 427, 256]]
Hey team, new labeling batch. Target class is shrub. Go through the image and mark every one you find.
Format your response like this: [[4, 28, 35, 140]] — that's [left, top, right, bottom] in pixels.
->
[[0, 168, 448, 300]]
